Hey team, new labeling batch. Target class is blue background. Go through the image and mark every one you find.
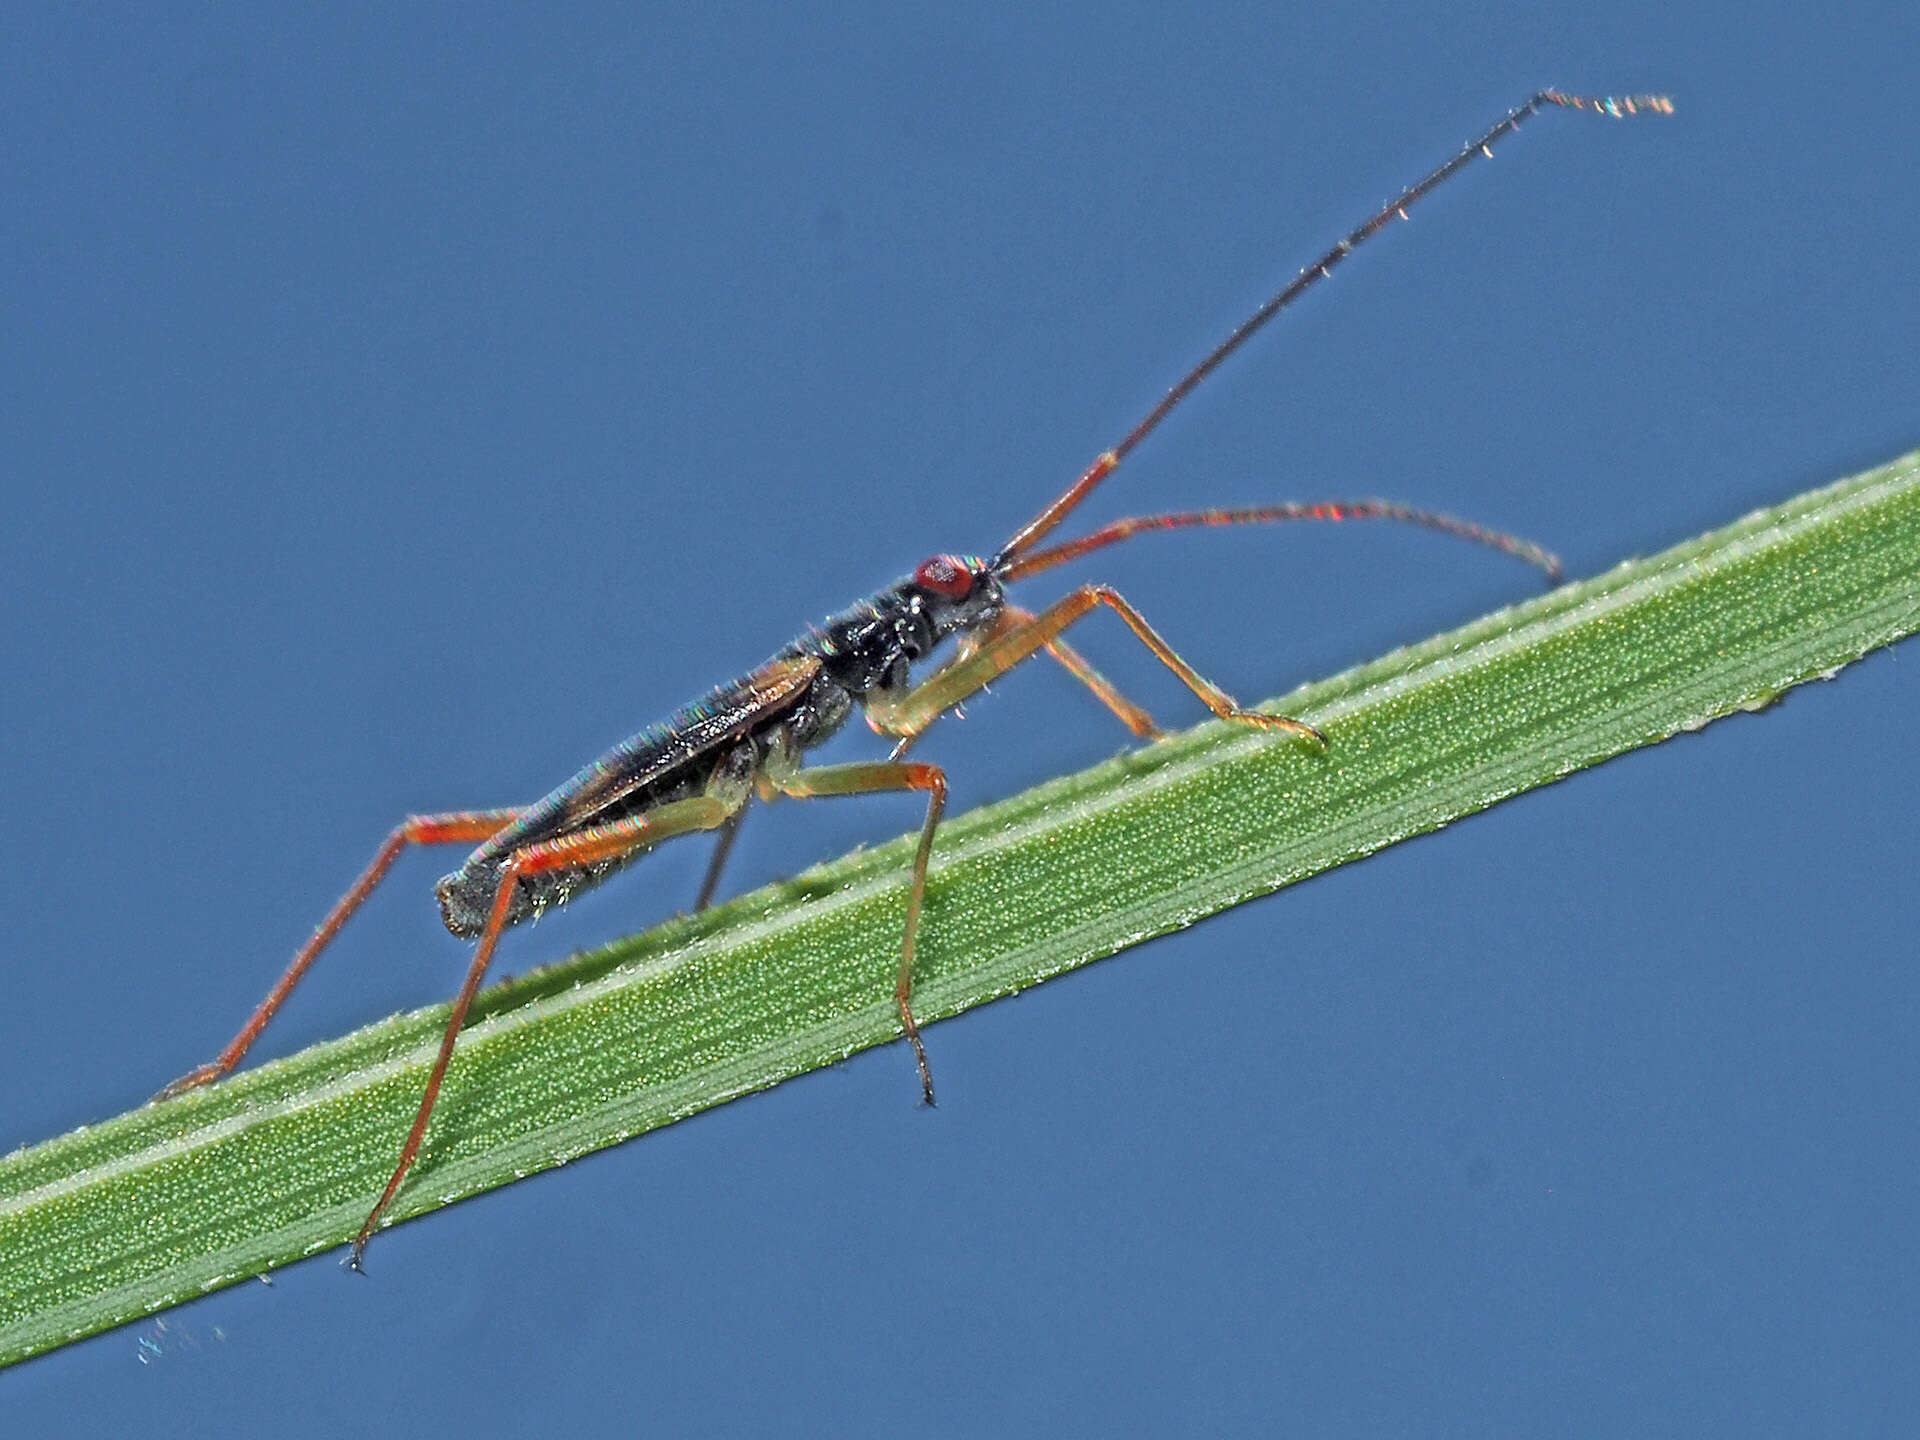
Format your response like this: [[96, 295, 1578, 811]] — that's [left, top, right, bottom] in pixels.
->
[[6, 3, 1917, 1434]]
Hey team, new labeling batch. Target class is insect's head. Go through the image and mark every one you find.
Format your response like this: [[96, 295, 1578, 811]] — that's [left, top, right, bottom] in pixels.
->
[[907, 553, 1003, 643]]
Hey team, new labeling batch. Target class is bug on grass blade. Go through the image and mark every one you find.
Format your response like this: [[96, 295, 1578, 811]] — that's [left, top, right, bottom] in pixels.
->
[[155, 88, 1673, 1268]]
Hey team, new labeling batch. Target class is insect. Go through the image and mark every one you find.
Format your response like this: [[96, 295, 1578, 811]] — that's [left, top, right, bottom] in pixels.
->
[[156, 89, 1671, 1268]]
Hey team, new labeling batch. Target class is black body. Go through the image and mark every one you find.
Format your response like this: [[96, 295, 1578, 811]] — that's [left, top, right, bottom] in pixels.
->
[[435, 556, 1003, 936]]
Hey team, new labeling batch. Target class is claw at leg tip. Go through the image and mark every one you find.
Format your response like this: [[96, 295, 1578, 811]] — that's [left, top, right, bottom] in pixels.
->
[[154, 1067, 213, 1104]]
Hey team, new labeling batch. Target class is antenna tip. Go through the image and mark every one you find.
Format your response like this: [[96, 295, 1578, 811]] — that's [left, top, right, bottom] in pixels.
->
[[1542, 90, 1676, 118]]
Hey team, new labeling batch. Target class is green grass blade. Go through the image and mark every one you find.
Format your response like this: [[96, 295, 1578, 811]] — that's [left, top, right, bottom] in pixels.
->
[[4, 447, 1918, 1367]]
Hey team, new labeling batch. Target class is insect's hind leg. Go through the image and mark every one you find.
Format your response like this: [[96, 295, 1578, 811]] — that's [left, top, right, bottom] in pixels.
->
[[351, 788, 742, 1268], [759, 748, 947, 1106], [155, 808, 527, 1101]]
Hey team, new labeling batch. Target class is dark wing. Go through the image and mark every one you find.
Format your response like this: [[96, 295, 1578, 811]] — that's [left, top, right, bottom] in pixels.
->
[[467, 655, 819, 866]]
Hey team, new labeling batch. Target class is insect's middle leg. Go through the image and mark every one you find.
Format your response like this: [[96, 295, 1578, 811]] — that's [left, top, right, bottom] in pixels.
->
[[758, 750, 946, 1106], [351, 788, 741, 1269], [693, 801, 749, 912], [874, 584, 1328, 748]]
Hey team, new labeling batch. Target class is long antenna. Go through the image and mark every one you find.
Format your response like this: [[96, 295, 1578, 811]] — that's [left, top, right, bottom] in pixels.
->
[[992, 89, 1673, 568], [1000, 500, 1563, 583]]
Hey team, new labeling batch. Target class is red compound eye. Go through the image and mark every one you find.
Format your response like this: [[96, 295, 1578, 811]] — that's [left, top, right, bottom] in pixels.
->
[[913, 555, 974, 599]]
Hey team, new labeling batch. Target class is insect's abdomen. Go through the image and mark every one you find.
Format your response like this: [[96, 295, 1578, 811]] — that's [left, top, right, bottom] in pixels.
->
[[430, 656, 844, 940], [434, 751, 719, 937], [435, 852, 640, 939], [432, 729, 737, 940]]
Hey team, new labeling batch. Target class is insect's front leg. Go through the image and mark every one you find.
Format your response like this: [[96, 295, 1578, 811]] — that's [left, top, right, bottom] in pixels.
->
[[156, 808, 528, 1101], [758, 736, 946, 1105], [866, 605, 1160, 758], [870, 584, 1328, 750]]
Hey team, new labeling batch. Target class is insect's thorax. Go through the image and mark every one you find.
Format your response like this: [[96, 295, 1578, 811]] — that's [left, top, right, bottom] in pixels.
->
[[801, 564, 1005, 700]]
